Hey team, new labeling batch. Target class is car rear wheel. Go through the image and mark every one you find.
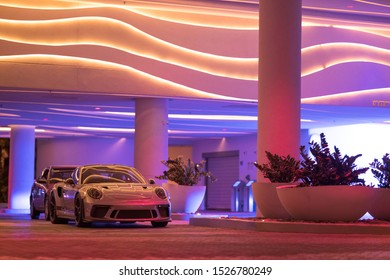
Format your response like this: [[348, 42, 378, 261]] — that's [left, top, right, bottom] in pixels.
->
[[44, 196, 50, 221], [30, 198, 40, 220], [151, 221, 168, 228], [74, 194, 89, 227], [49, 192, 67, 224]]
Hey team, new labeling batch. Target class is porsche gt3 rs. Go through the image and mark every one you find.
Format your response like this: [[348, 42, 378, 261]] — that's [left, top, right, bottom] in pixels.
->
[[48, 164, 171, 227], [30, 166, 76, 220]]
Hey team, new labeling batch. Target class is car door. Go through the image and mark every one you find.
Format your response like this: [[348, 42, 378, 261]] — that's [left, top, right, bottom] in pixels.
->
[[62, 179, 79, 216], [32, 168, 49, 210]]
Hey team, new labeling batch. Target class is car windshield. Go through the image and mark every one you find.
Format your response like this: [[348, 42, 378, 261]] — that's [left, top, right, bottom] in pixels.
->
[[50, 168, 75, 181], [80, 166, 147, 185]]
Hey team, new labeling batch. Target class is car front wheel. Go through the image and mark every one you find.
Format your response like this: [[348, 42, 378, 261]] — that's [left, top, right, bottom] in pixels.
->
[[49, 193, 67, 224], [74, 194, 89, 227], [151, 221, 168, 228]]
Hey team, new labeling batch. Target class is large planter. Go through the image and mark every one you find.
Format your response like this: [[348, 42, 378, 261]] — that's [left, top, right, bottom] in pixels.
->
[[276, 185, 373, 222], [162, 183, 206, 213], [252, 182, 292, 219], [369, 188, 390, 221]]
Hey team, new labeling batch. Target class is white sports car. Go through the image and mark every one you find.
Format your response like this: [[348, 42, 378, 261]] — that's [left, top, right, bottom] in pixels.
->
[[48, 164, 171, 227], [30, 166, 76, 220]]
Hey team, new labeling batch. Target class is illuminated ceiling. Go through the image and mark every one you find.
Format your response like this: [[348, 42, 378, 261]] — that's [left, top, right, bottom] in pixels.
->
[[0, 0, 389, 142]]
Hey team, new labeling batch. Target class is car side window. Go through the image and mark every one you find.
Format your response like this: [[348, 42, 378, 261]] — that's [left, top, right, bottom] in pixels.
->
[[40, 168, 49, 180]]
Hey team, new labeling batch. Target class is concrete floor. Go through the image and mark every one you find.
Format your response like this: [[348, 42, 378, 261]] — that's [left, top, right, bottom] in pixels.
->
[[1, 212, 390, 260]]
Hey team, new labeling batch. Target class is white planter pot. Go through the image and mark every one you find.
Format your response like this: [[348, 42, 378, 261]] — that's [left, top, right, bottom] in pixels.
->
[[162, 183, 206, 213], [252, 182, 292, 219], [276, 185, 373, 222], [369, 188, 390, 221]]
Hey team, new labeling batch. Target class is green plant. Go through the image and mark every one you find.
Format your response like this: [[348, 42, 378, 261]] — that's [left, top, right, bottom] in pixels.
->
[[0, 139, 9, 203], [254, 151, 300, 183], [156, 156, 216, 186], [370, 153, 390, 188], [297, 133, 368, 186]]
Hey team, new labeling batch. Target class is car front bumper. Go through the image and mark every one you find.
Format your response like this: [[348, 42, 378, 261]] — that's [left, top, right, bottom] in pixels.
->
[[84, 203, 171, 222]]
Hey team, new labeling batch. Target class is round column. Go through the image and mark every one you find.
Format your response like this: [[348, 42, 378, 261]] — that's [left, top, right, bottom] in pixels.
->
[[256, 1, 302, 217], [8, 125, 35, 211], [258, 0, 302, 170], [134, 98, 168, 181]]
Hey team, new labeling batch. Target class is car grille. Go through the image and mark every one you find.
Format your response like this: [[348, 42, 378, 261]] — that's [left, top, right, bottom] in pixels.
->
[[157, 205, 170, 218], [110, 209, 158, 219], [91, 206, 110, 218]]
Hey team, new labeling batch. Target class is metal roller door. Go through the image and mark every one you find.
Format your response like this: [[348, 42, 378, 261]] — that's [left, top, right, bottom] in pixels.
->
[[204, 151, 239, 210]]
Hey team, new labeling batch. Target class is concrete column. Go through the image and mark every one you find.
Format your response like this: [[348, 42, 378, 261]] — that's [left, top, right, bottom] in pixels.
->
[[8, 125, 35, 212], [258, 0, 302, 178], [134, 98, 168, 181]]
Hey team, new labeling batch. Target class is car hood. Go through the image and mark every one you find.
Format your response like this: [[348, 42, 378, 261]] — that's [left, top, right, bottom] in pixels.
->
[[82, 183, 160, 200]]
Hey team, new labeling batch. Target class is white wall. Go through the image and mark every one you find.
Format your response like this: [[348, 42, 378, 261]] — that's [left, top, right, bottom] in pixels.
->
[[192, 135, 258, 183], [191, 129, 311, 183], [36, 137, 134, 177], [34, 128, 326, 184], [168, 146, 193, 161]]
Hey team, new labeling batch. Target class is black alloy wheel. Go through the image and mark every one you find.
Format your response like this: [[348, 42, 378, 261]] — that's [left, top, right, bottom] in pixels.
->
[[29, 197, 40, 220], [74, 194, 89, 227], [44, 196, 50, 221], [49, 192, 67, 224], [151, 221, 168, 228]]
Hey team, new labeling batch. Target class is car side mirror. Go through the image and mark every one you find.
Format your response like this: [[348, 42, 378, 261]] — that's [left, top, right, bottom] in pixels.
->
[[65, 178, 75, 186], [149, 179, 156, 185], [37, 177, 47, 184]]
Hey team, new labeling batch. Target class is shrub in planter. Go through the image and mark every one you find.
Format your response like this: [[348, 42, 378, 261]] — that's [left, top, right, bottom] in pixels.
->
[[369, 153, 390, 220], [370, 153, 390, 188], [297, 133, 368, 187], [156, 156, 216, 186], [254, 151, 300, 184], [156, 157, 216, 213], [252, 151, 300, 219], [277, 133, 372, 222]]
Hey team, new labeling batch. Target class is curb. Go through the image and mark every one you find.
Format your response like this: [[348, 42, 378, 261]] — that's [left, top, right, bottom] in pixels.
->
[[189, 217, 390, 235]]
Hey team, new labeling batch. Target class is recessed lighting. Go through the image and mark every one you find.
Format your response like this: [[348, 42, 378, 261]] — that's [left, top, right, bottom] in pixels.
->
[[301, 119, 315, 123], [168, 114, 258, 121], [0, 113, 20, 117], [0, 127, 45, 132], [77, 126, 135, 133], [105, 111, 135, 116]]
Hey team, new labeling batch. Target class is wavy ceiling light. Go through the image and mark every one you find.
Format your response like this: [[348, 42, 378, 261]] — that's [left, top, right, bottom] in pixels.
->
[[0, 1, 258, 30], [302, 20, 390, 38], [0, 17, 257, 80], [303, 3, 390, 17], [0, 54, 256, 102], [0, 0, 93, 9], [302, 87, 390, 105], [0, 0, 389, 109], [354, 0, 390, 9], [301, 42, 390, 76]]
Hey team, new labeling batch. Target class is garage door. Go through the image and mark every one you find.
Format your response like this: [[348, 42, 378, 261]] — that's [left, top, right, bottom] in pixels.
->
[[204, 151, 239, 210]]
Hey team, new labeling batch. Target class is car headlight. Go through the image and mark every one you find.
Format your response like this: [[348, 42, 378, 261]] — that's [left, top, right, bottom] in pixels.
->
[[87, 188, 103, 199], [155, 187, 167, 200]]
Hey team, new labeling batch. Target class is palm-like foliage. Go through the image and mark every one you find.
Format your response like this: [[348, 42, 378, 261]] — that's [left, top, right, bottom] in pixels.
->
[[297, 133, 368, 186], [370, 153, 390, 188], [156, 156, 216, 186], [254, 151, 300, 183]]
